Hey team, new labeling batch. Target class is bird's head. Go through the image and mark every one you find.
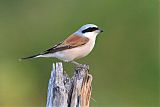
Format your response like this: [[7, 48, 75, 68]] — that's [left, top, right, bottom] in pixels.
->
[[74, 24, 103, 38]]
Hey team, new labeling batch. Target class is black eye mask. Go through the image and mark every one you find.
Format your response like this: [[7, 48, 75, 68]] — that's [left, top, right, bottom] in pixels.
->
[[82, 27, 99, 33]]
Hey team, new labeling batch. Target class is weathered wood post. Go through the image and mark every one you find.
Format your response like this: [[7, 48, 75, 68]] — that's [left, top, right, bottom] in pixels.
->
[[46, 62, 93, 107]]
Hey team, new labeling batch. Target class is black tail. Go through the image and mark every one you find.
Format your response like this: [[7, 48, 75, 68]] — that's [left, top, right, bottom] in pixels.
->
[[20, 54, 40, 60]]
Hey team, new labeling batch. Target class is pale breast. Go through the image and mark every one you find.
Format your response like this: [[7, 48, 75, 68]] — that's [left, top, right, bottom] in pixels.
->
[[53, 39, 95, 62]]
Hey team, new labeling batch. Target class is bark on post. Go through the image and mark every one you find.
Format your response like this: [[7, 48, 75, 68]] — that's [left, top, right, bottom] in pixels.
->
[[46, 62, 92, 107]]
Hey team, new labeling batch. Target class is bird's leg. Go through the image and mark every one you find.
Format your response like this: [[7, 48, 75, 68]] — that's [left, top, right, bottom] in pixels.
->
[[71, 61, 81, 66]]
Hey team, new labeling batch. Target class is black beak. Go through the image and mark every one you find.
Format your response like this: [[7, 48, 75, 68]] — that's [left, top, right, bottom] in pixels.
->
[[99, 29, 103, 33]]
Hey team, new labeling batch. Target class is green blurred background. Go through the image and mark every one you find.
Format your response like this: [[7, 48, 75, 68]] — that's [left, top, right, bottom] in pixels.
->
[[0, 0, 158, 107]]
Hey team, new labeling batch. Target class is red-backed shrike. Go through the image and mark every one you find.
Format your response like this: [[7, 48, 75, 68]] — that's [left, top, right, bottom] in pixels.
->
[[21, 24, 103, 65]]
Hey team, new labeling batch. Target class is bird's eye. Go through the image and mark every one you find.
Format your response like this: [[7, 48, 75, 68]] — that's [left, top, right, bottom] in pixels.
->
[[82, 27, 99, 33]]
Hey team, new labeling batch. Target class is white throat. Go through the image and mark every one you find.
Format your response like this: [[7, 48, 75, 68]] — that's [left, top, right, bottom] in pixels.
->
[[83, 32, 98, 39], [74, 31, 98, 40]]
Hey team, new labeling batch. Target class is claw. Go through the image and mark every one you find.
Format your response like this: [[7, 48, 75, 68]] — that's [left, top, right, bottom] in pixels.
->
[[71, 61, 89, 70]]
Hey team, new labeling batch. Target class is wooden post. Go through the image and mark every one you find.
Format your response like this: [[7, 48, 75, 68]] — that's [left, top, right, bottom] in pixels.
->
[[46, 62, 93, 107]]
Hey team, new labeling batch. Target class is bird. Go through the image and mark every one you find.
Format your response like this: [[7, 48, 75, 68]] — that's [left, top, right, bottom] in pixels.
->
[[21, 24, 103, 65]]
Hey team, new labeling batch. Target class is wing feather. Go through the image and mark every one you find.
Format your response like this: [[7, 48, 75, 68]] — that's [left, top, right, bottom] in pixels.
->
[[42, 34, 89, 54]]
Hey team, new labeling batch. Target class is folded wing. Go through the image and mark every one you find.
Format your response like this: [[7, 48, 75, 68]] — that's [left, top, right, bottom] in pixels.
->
[[43, 34, 89, 54]]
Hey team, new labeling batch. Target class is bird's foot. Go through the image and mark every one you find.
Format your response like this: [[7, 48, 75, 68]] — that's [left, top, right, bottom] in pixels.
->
[[71, 61, 89, 70]]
